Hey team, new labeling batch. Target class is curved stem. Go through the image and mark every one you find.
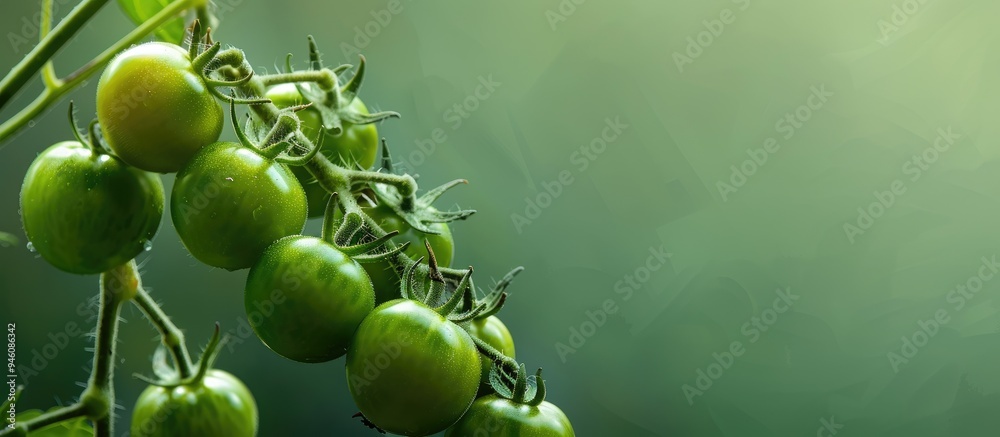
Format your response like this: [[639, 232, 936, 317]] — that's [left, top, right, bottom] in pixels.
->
[[132, 288, 195, 379], [259, 70, 337, 89], [0, 0, 204, 146], [0, 0, 110, 112], [40, 0, 62, 89], [345, 170, 416, 198]]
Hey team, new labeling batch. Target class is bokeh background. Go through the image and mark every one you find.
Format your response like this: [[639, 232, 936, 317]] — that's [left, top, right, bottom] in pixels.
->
[[4, 0, 1000, 435]]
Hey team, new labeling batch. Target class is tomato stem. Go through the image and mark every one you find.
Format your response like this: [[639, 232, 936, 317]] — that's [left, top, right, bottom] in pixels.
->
[[39, 0, 62, 90], [0, 0, 109, 113], [132, 287, 196, 379], [86, 262, 137, 436], [189, 323, 224, 385], [0, 402, 87, 436], [0, 0, 205, 147], [259, 69, 337, 90]]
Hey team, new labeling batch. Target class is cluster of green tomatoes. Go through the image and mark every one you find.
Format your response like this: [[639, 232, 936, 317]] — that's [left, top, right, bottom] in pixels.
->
[[16, 31, 573, 437]]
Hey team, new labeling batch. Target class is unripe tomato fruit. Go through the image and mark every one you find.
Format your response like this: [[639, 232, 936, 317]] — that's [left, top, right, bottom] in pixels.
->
[[96, 42, 223, 173], [171, 142, 307, 271], [130, 370, 258, 437], [265, 84, 379, 216], [445, 395, 575, 437], [361, 203, 454, 303], [20, 141, 163, 275], [468, 315, 516, 395], [347, 299, 480, 436], [245, 236, 375, 363]]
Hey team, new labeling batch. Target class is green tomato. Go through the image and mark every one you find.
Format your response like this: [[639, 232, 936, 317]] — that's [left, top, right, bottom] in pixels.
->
[[171, 142, 307, 271], [96, 42, 223, 173], [468, 316, 515, 395], [362, 203, 455, 303], [245, 235, 374, 363], [347, 299, 480, 436], [445, 395, 575, 437], [265, 84, 379, 217], [20, 141, 163, 275], [130, 370, 258, 437]]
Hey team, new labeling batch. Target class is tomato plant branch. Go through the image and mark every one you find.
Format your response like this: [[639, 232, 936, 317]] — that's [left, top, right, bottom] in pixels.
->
[[0, 262, 138, 437], [0, 402, 88, 436], [132, 287, 195, 379], [0, 0, 206, 146], [259, 70, 337, 89], [345, 169, 416, 199], [40, 0, 60, 90], [83, 261, 138, 437], [0, 0, 109, 111]]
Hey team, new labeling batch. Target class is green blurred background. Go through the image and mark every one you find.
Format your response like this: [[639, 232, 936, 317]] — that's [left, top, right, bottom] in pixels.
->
[[4, 0, 1000, 435]]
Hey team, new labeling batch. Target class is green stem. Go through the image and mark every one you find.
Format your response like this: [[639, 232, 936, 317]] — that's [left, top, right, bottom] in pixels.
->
[[195, 3, 212, 33], [0, 403, 88, 435], [0, 262, 139, 437], [226, 54, 441, 297], [81, 262, 136, 436], [259, 70, 337, 89], [346, 170, 416, 198], [0, 0, 205, 146], [40, 0, 61, 89], [132, 287, 195, 379], [0, 0, 110, 112]]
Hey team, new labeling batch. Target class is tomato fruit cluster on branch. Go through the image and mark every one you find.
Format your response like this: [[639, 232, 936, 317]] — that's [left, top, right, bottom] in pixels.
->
[[13, 20, 573, 437]]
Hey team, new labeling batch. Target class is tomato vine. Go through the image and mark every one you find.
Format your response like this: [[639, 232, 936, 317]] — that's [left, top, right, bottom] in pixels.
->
[[0, 2, 574, 436]]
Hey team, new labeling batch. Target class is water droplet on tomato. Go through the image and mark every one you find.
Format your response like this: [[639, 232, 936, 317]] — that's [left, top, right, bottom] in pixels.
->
[[142, 240, 153, 252], [26, 242, 36, 252]]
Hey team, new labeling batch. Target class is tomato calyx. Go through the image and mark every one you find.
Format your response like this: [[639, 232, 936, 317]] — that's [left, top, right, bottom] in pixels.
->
[[492, 363, 549, 408], [67, 101, 109, 156], [370, 140, 476, 232], [394, 242, 509, 325], [184, 20, 269, 107], [278, 37, 399, 138], [320, 195, 411, 264], [135, 323, 227, 389], [228, 97, 323, 166]]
